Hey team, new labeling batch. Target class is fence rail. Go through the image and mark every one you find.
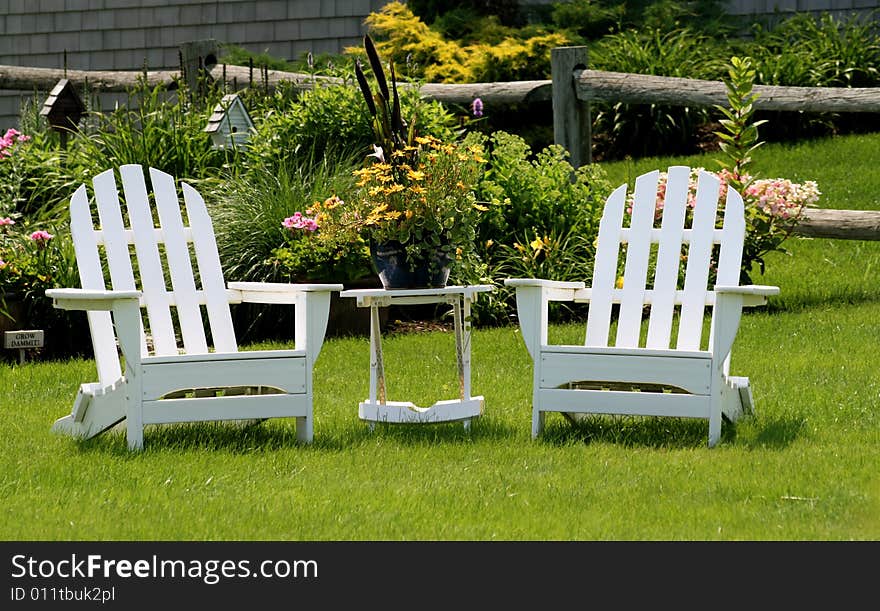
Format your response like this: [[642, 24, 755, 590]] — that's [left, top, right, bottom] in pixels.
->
[[551, 46, 880, 169], [0, 63, 551, 107]]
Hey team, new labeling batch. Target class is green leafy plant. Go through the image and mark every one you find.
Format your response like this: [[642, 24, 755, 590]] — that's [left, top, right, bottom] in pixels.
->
[[713, 56, 767, 190], [476, 131, 611, 246], [711, 56, 821, 281]]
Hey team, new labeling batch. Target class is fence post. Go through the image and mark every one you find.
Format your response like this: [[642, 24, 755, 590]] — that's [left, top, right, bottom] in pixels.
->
[[552, 46, 590, 168], [179, 39, 218, 102]]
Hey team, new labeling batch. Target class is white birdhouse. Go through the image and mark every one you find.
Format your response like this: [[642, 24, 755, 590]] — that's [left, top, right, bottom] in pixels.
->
[[204, 94, 255, 149]]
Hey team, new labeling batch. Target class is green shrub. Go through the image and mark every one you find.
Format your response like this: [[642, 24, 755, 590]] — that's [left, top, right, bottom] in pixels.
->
[[470, 131, 613, 324], [245, 78, 457, 173], [476, 130, 612, 243], [551, 0, 623, 41]]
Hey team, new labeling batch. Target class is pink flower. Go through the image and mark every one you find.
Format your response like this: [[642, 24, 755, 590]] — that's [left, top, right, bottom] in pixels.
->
[[282, 212, 318, 232], [0, 217, 15, 226], [0, 129, 29, 157], [29, 230, 53, 242], [0, 259, 6, 269]]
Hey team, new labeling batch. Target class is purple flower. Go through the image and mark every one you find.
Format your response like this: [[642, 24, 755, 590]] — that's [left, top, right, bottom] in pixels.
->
[[471, 98, 483, 117]]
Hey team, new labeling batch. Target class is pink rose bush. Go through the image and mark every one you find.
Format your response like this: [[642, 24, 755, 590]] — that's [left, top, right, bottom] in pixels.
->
[[626, 167, 820, 282]]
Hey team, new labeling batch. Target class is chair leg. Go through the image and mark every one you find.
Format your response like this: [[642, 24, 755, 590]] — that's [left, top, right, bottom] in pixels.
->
[[296, 415, 313, 444], [531, 408, 544, 439], [126, 392, 144, 451], [126, 416, 144, 450], [708, 395, 722, 448]]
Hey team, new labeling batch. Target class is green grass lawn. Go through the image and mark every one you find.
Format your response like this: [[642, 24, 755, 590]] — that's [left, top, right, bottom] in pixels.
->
[[2, 132, 878, 541]]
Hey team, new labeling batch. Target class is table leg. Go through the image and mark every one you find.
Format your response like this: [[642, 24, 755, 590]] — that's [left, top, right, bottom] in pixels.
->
[[369, 305, 386, 406], [453, 299, 465, 401], [463, 294, 473, 400]]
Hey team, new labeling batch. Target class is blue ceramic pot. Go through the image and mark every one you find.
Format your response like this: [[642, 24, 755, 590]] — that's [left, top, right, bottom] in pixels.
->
[[370, 241, 451, 289]]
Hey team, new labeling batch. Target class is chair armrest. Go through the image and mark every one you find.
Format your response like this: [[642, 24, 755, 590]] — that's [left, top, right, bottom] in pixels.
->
[[504, 279, 586, 360], [227, 281, 344, 305], [504, 278, 586, 302], [46, 288, 142, 311], [714, 284, 780, 307], [504, 278, 585, 290]]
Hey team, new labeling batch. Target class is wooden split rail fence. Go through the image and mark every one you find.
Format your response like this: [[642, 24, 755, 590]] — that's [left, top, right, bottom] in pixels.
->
[[2, 45, 879, 241]]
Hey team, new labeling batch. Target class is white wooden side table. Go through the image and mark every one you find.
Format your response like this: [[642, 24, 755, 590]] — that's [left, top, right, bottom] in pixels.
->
[[339, 285, 494, 430]]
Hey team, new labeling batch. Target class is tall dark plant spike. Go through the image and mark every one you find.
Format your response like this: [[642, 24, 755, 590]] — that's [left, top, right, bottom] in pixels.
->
[[364, 34, 390, 102], [389, 60, 404, 141], [355, 59, 377, 118]]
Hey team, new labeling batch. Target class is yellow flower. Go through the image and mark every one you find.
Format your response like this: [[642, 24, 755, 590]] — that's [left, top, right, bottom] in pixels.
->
[[530, 237, 544, 251], [407, 169, 425, 181], [473, 203, 488, 211], [615, 276, 624, 289], [409, 185, 426, 195], [485, 239, 494, 248], [405, 210, 414, 219], [383, 184, 405, 195]]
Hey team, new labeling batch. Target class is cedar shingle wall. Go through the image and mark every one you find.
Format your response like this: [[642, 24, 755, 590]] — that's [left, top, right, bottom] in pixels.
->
[[0, 0, 389, 128]]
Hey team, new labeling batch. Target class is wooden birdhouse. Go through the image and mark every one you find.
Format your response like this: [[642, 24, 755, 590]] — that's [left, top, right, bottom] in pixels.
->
[[39, 79, 86, 146], [204, 94, 254, 150]]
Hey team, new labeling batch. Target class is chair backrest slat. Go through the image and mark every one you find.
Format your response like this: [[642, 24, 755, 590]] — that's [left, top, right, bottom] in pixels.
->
[[584, 183, 627, 347], [119, 164, 179, 356], [646, 165, 690, 349], [181, 181, 237, 353], [69, 185, 121, 386], [148, 167, 209, 354], [716, 188, 745, 287], [676, 170, 720, 351], [615, 170, 659, 348], [93, 169, 147, 357]]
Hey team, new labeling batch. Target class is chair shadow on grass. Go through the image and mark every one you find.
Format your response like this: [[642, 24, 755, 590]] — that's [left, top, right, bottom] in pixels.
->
[[69, 414, 520, 454], [537, 412, 807, 450], [72, 420, 323, 455]]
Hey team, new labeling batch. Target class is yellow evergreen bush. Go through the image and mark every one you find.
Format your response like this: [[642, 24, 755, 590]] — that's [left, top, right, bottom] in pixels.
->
[[354, 2, 572, 84]]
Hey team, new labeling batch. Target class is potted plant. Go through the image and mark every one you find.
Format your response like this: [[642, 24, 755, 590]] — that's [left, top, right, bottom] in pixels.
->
[[314, 35, 488, 289]]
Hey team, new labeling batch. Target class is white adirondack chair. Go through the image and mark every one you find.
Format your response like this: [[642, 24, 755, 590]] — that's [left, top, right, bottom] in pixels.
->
[[505, 166, 779, 447], [46, 164, 342, 450]]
